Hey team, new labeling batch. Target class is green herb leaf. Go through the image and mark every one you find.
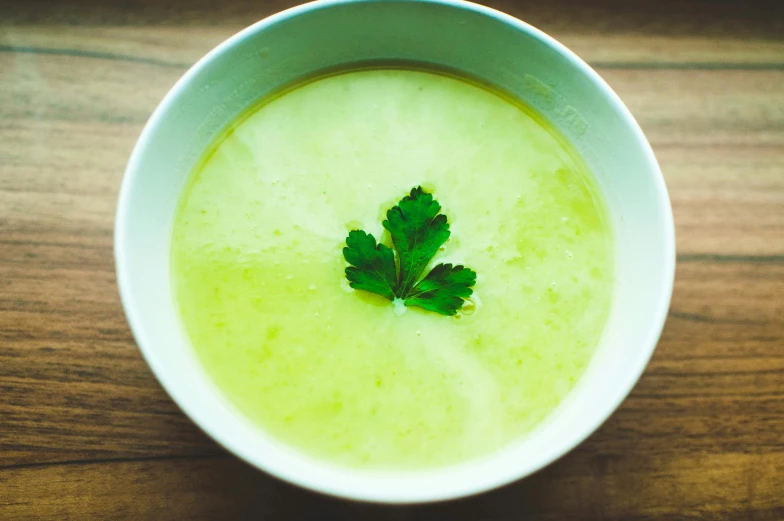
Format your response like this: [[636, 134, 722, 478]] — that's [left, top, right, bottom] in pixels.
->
[[405, 263, 477, 316], [342, 187, 477, 316], [343, 230, 397, 301], [383, 187, 451, 297]]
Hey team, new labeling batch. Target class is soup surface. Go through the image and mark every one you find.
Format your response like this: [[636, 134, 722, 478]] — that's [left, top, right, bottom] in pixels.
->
[[172, 68, 614, 469]]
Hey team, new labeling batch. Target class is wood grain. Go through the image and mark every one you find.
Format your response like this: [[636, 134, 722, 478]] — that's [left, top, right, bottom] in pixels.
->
[[1, 0, 782, 519]]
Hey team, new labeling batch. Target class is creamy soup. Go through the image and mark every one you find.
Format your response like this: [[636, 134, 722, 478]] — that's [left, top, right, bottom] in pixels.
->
[[171, 68, 614, 469]]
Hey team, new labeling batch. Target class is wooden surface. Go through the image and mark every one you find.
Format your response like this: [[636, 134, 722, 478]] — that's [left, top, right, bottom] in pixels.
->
[[1, 0, 783, 519]]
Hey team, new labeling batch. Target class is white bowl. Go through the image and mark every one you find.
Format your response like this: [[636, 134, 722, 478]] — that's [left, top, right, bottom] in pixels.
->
[[115, 0, 675, 504]]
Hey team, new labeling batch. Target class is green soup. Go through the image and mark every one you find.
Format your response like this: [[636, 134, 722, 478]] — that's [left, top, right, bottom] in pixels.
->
[[171, 68, 614, 469]]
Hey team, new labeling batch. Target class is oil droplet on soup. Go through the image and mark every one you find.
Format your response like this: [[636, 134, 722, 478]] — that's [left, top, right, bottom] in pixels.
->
[[171, 68, 614, 469]]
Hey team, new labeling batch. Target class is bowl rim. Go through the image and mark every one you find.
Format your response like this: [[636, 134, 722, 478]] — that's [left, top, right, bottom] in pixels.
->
[[115, 0, 676, 504]]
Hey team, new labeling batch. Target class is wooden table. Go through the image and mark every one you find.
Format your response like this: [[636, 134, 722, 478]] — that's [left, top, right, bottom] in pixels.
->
[[1, 1, 782, 519]]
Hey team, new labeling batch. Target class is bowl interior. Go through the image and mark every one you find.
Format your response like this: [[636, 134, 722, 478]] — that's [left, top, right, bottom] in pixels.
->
[[116, 0, 674, 503]]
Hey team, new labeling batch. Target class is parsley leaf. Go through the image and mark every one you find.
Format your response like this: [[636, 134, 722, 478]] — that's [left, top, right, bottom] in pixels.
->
[[405, 263, 477, 316], [343, 230, 397, 301], [342, 187, 477, 316], [384, 186, 451, 297]]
